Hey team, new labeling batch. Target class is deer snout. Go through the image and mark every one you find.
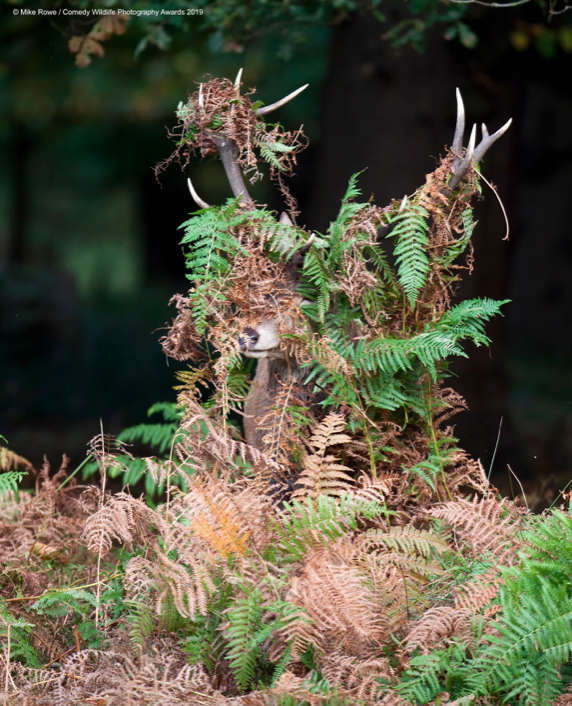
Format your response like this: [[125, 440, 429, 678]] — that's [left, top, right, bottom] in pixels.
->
[[238, 320, 283, 359], [238, 327, 259, 353]]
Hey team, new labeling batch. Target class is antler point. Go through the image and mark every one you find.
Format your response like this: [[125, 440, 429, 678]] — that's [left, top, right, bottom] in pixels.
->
[[187, 177, 211, 210]]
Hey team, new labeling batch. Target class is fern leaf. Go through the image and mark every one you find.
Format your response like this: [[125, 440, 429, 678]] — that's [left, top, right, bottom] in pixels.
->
[[386, 202, 430, 308]]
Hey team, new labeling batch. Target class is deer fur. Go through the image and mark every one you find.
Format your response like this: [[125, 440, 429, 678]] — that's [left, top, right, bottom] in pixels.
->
[[238, 246, 310, 452]]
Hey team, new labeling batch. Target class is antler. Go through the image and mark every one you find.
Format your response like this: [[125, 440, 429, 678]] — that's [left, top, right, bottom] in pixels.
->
[[188, 70, 308, 209], [442, 89, 512, 197], [212, 134, 254, 205], [187, 177, 210, 209], [376, 91, 511, 240], [255, 83, 309, 116]]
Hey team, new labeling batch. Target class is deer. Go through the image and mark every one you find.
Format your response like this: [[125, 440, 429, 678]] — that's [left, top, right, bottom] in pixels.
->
[[185, 73, 512, 455]]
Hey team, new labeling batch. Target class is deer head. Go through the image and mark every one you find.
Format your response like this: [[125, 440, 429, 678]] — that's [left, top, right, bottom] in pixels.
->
[[236, 219, 315, 362]]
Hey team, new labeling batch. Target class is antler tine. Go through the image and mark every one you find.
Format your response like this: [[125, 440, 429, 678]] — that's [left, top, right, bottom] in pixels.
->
[[234, 67, 243, 88], [279, 212, 293, 225], [473, 118, 513, 164], [446, 123, 477, 194], [452, 88, 466, 173], [187, 177, 211, 209], [465, 122, 477, 163], [298, 233, 315, 256], [255, 84, 309, 116], [198, 83, 204, 108]]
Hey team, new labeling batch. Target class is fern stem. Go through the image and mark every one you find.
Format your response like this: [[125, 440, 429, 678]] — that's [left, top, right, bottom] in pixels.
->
[[361, 414, 377, 481], [426, 377, 453, 502], [56, 454, 92, 491], [95, 420, 107, 629], [165, 433, 178, 524], [5, 623, 10, 693], [5, 572, 123, 602]]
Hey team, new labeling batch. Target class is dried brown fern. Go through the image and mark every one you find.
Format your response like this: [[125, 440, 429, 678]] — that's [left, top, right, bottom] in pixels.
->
[[402, 605, 473, 657], [82, 491, 167, 555], [286, 538, 384, 657], [429, 496, 525, 564], [0, 448, 33, 474], [320, 652, 396, 701], [293, 413, 354, 499]]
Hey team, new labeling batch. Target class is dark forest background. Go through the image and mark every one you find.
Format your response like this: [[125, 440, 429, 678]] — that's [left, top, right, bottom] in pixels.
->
[[2, 0, 572, 506]]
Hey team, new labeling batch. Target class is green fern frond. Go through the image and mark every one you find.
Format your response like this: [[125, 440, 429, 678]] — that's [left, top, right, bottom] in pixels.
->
[[128, 600, 155, 652], [0, 470, 26, 495], [225, 590, 267, 691], [256, 137, 295, 172], [386, 201, 430, 308], [276, 493, 386, 562], [180, 198, 249, 282]]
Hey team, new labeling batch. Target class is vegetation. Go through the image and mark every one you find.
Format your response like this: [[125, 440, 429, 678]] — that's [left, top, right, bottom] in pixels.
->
[[1, 74, 571, 705], [8, 0, 572, 65]]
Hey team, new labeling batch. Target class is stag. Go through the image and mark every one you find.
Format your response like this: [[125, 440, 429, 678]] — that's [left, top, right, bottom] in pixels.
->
[[186, 74, 512, 454]]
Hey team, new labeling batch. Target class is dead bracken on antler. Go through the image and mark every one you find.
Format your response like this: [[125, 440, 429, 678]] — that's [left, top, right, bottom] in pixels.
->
[[189, 68, 309, 207], [158, 68, 309, 218]]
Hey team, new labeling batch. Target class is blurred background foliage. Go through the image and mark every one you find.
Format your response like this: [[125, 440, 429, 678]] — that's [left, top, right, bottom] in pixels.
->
[[2, 0, 572, 505]]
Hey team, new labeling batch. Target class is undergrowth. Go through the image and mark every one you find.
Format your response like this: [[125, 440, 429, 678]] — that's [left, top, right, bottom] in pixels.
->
[[0, 75, 568, 706]]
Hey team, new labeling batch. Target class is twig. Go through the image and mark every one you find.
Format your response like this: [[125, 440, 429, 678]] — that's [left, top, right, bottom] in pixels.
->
[[487, 416, 503, 488], [30, 629, 59, 657], [549, 478, 572, 509], [5, 571, 123, 602], [73, 625, 81, 655], [449, 0, 531, 6], [9, 675, 64, 696], [41, 646, 75, 670], [95, 419, 107, 629], [5, 623, 10, 693], [478, 170, 510, 241], [507, 464, 528, 509], [74, 627, 100, 665]]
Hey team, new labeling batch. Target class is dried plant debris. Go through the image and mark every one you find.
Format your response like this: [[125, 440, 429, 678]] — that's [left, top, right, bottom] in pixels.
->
[[5, 77, 567, 706]]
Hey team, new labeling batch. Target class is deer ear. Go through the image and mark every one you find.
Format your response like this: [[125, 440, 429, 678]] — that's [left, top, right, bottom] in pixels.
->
[[284, 234, 315, 284], [279, 212, 294, 226]]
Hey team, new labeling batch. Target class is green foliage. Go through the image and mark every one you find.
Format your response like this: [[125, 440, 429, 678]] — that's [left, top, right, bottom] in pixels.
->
[[82, 402, 188, 499], [302, 174, 364, 321], [394, 507, 572, 705], [224, 592, 307, 692], [119, 402, 184, 457], [385, 200, 430, 308], [128, 600, 155, 653], [275, 493, 386, 562], [0, 598, 41, 669], [0, 470, 26, 495], [182, 594, 227, 673], [32, 588, 97, 619], [297, 176, 508, 452], [225, 590, 269, 691], [255, 135, 297, 172]]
